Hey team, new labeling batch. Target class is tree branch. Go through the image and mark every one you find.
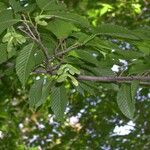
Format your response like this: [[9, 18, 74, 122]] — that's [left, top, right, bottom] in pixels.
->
[[49, 43, 81, 62], [32, 68, 150, 85], [78, 75, 150, 84], [19, 15, 53, 73]]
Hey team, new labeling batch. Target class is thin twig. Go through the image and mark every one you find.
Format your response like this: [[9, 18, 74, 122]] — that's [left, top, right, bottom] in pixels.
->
[[19, 26, 50, 60], [19, 14, 52, 73], [48, 34, 96, 62], [49, 43, 81, 62], [22, 14, 37, 39]]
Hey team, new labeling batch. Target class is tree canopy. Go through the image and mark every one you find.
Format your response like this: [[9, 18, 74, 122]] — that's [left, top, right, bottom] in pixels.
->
[[0, 0, 150, 149]]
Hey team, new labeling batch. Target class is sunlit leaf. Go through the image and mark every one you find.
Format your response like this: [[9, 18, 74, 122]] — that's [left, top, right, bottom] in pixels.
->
[[47, 20, 76, 39]]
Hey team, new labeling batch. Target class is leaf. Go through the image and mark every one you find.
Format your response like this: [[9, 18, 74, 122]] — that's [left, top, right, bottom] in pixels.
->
[[68, 50, 99, 66], [57, 73, 68, 83], [7, 37, 15, 58], [78, 81, 95, 96], [131, 81, 139, 104], [94, 24, 139, 40], [9, 0, 23, 13], [71, 32, 91, 44], [129, 62, 150, 75], [133, 27, 150, 40], [51, 84, 68, 121], [76, 81, 98, 96], [0, 44, 7, 64], [47, 20, 76, 39], [71, 32, 122, 53], [40, 33, 56, 55], [34, 48, 45, 66], [36, 0, 66, 11], [29, 79, 43, 108], [0, 10, 20, 35], [117, 84, 135, 119], [16, 43, 35, 87], [68, 74, 79, 86], [114, 50, 143, 60], [29, 78, 51, 109], [46, 11, 90, 28], [0, 2, 7, 12], [91, 68, 115, 76], [134, 41, 150, 55]]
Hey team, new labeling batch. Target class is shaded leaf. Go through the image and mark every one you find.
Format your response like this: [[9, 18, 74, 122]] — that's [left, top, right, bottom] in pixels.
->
[[134, 41, 150, 55], [9, 0, 23, 13], [51, 84, 68, 121], [29, 78, 51, 109], [46, 11, 90, 28], [129, 62, 150, 75], [95, 24, 139, 40], [0, 10, 20, 35], [0, 2, 7, 12], [131, 81, 139, 104], [114, 50, 143, 60], [117, 84, 135, 119], [0, 44, 7, 64], [68, 50, 99, 66], [16, 43, 35, 87], [36, 0, 66, 11]]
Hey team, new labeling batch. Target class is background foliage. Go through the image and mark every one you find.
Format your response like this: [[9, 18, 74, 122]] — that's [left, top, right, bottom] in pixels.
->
[[0, 0, 150, 149]]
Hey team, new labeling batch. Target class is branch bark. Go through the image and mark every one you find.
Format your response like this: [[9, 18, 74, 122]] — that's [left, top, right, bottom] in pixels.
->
[[33, 68, 150, 85], [78, 75, 150, 84]]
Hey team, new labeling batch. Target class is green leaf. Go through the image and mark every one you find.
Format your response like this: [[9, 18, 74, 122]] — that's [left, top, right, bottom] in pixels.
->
[[46, 11, 90, 28], [28, 147, 39, 150], [9, 0, 23, 13], [0, 2, 7, 12], [78, 81, 95, 96], [29, 78, 51, 109], [117, 84, 135, 119], [34, 48, 45, 66], [36, 0, 66, 11], [57, 73, 68, 83], [40, 33, 56, 55], [16, 43, 35, 87], [7, 37, 15, 58], [134, 41, 150, 55], [133, 27, 150, 40], [114, 50, 143, 60], [131, 81, 139, 104], [90, 68, 115, 76], [47, 20, 76, 39], [35, 15, 48, 26], [0, 44, 7, 64], [129, 62, 150, 75], [71, 32, 91, 44], [51, 84, 68, 121], [68, 74, 79, 86], [94, 24, 139, 40], [0, 10, 20, 35], [68, 50, 99, 66]]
